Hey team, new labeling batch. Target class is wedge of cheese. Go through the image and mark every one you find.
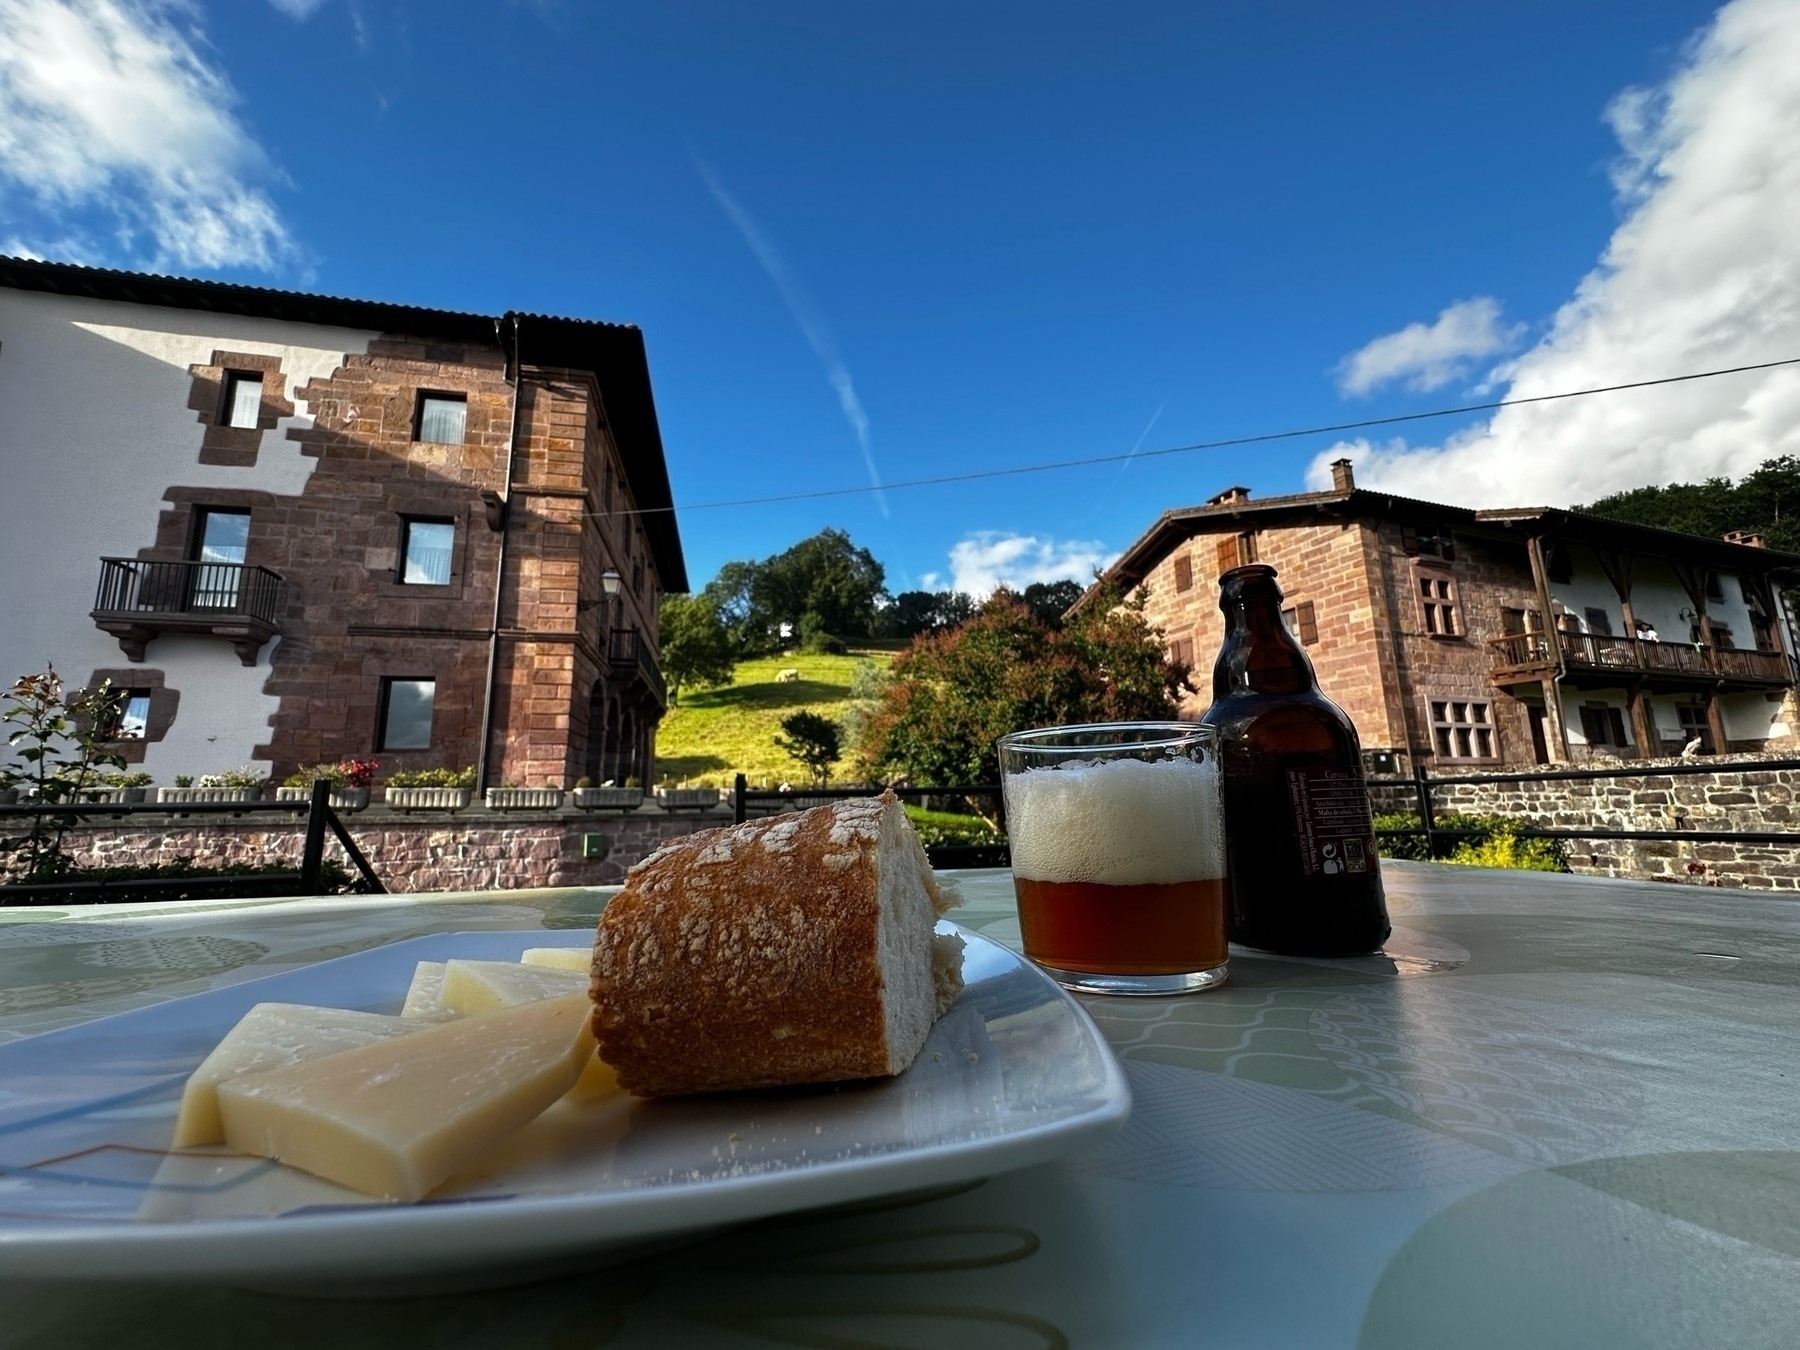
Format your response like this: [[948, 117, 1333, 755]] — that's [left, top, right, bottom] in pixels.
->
[[172, 1003, 423, 1148], [216, 993, 595, 1202], [399, 961, 455, 1019], [519, 947, 591, 972], [440, 959, 586, 1015]]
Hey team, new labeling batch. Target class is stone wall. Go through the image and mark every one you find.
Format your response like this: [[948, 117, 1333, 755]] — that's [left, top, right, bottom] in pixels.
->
[[1368, 753, 1800, 890], [51, 804, 735, 894]]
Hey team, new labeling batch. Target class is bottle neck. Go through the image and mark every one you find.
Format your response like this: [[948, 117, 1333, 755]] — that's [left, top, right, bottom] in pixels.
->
[[1213, 568, 1319, 697]]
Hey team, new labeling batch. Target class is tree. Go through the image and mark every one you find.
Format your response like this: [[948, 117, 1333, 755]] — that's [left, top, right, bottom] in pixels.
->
[[1021, 579, 1086, 628], [879, 589, 977, 639], [1581, 455, 1800, 552], [700, 529, 889, 653], [856, 588, 1191, 789], [1, 667, 127, 884], [774, 710, 842, 786], [658, 593, 736, 705]]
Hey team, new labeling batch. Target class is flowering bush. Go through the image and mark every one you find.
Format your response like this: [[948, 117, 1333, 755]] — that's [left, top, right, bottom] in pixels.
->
[[197, 766, 265, 790], [283, 758, 380, 790]]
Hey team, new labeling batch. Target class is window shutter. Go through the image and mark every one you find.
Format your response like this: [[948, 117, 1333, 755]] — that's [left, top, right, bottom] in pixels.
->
[[1238, 532, 1258, 564], [1216, 536, 1238, 575], [1608, 708, 1628, 747], [1173, 555, 1193, 592], [1400, 523, 1421, 555], [1296, 600, 1318, 646]]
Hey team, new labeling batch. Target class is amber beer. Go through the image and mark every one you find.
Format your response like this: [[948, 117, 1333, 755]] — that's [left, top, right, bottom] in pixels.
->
[[999, 725, 1228, 995], [1200, 564, 1390, 955]]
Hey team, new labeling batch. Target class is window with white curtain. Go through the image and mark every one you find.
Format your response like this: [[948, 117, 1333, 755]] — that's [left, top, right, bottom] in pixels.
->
[[415, 393, 467, 445]]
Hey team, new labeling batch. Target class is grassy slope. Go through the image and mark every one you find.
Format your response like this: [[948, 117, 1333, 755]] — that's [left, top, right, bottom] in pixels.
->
[[654, 652, 888, 787]]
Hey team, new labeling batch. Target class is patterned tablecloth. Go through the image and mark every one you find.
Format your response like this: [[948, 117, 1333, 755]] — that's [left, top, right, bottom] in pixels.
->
[[2, 862, 1797, 1348]]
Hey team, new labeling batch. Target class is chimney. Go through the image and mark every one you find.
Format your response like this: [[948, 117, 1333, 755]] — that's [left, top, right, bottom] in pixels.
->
[[1207, 486, 1252, 508], [1723, 529, 1766, 548], [1330, 458, 1355, 493]]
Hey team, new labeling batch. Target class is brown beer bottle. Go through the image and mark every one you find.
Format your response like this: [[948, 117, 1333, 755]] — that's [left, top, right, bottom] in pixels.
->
[[1199, 564, 1390, 955]]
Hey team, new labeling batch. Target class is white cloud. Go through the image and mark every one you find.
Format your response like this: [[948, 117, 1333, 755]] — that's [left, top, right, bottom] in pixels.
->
[[924, 532, 1116, 599], [0, 0, 293, 270], [1335, 297, 1524, 397], [1309, 0, 1800, 506], [693, 154, 889, 516], [266, 0, 327, 17]]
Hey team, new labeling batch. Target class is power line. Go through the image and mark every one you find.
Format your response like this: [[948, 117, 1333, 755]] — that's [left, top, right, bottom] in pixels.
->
[[593, 355, 1800, 520]]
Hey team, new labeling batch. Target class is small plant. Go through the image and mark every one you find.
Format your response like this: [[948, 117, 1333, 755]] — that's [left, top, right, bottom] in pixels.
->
[[282, 759, 378, 790], [574, 775, 593, 789], [386, 766, 476, 790], [624, 775, 641, 789], [1, 667, 129, 882], [98, 770, 154, 788], [197, 766, 265, 790], [173, 774, 194, 789]]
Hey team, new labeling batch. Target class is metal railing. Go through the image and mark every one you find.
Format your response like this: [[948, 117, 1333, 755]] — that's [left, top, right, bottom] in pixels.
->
[[0, 780, 383, 904], [608, 627, 667, 707], [732, 775, 1009, 868], [93, 557, 284, 624], [1489, 630, 1790, 683], [1377, 756, 1800, 854]]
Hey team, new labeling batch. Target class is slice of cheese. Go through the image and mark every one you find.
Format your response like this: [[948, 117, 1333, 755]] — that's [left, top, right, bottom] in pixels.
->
[[440, 959, 586, 1015], [519, 947, 591, 972], [172, 1003, 422, 1148], [216, 993, 596, 1202], [400, 961, 455, 1019]]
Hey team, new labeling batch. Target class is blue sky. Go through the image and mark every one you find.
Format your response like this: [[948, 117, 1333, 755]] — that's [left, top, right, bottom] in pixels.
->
[[4, 0, 1797, 596]]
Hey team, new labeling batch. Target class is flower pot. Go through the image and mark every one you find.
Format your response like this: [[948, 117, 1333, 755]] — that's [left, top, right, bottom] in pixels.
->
[[156, 786, 263, 805], [383, 786, 473, 812], [274, 785, 371, 812], [570, 787, 644, 812], [484, 787, 565, 811], [655, 787, 720, 812], [80, 787, 148, 803]]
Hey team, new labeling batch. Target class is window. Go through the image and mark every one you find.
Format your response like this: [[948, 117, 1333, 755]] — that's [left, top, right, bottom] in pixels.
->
[[1401, 523, 1456, 561], [603, 461, 615, 513], [1579, 702, 1630, 749], [1752, 612, 1778, 653], [1705, 572, 1724, 602], [399, 518, 455, 585], [223, 372, 263, 429], [1169, 637, 1195, 667], [1172, 554, 1194, 593], [1711, 625, 1735, 650], [1675, 702, 1714, 755], [378, 678, 436, 751], [415, 393, 467, 445], [1281, 601, 1319, 645], [1430, 700, 1495, 760], [99, 688, 152, 740], [1215, 532, 1257, 575], [1418, 573, 1458, 636], [1583, 607, 1614, 636], [1501, 607, 1526, 634], [189, 509, 250, 609]]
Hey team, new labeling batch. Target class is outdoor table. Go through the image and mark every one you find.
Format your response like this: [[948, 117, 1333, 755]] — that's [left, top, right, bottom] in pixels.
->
[[2, 862, 1796, 1347]]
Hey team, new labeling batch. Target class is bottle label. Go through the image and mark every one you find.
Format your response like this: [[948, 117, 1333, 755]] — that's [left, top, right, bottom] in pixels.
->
[[1285, 767, 1375, 877]]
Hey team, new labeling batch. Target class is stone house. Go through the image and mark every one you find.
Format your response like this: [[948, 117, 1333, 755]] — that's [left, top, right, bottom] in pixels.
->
[[0, 258, 686, 791], [1080, 460, 1800, 770]]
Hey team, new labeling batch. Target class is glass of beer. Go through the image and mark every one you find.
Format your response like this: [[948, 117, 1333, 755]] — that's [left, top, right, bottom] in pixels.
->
[[998, 722, 1227, 996]]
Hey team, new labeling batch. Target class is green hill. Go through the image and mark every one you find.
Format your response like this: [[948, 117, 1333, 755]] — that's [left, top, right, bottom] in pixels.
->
[[653, 651, 890, 788]]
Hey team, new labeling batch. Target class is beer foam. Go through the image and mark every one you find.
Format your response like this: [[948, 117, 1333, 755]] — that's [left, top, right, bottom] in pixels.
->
[[1007, 755, 1224, 885]]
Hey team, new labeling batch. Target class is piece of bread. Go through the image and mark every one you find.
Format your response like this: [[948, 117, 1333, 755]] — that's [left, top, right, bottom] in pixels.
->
[[589, 791, 964, 1096]]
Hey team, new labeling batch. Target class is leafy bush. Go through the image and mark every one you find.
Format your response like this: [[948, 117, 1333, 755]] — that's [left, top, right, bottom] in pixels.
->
[[386, 767, 476, 790], [847, 659, 888, 702], [1374, 811, 1567, 871], [283, 758, 379, 790], [800, 629, 847, 655], [98, 770, 154, 788], [197, 767, 265, 790], [904, 806, 1000, 848], [1444, 826, 1565, 872]]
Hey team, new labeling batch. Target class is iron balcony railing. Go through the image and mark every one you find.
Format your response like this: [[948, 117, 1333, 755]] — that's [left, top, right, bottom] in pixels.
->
[[1488, 630, 1791, 684], [94, 558, 284, 624], [607, 627, 667, 707]]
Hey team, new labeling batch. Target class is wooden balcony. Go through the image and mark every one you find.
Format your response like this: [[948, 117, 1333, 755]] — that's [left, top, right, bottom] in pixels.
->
[[1489, 630, 1792, 689], [91, 558, 283, 666]]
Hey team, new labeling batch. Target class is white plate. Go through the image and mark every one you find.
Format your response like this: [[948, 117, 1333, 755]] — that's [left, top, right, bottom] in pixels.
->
[[0, 925, 1128, 1289]]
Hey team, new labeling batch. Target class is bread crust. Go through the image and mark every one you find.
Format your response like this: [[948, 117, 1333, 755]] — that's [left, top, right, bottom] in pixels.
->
[[590, 795, 907, 1096]]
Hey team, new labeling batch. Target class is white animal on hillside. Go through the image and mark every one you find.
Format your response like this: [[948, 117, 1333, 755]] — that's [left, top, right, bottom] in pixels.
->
[[776, 668, 800, 682]]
